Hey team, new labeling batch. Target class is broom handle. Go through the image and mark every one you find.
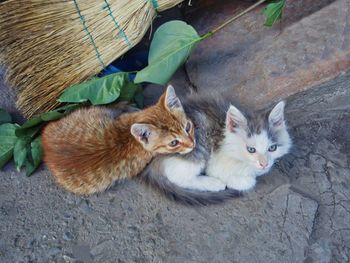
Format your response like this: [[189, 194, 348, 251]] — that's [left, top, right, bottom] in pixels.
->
[[200, 0, 268, 40]]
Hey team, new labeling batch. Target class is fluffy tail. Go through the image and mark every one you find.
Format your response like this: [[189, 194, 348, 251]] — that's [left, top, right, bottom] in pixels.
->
[[140, 158, 242, 206]]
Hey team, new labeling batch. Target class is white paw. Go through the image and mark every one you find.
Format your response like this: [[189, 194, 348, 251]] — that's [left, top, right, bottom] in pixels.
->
[[226, 176, 256, 191], [198, 176, 226, 192]]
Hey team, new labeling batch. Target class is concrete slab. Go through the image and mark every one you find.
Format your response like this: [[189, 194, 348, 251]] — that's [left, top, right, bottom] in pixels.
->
[[185, 0, 350, 108], [1, 69, 349, 262]]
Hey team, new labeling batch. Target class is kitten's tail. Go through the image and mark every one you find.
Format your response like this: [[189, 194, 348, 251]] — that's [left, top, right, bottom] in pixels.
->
[[140, 158, 242, 206]]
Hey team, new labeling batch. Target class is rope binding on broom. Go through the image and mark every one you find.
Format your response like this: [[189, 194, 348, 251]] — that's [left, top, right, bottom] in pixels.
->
[[102, 0, 132, 48], [150, 0, 159, 9], [72, 0, 159, 68], [72, 0, 106, 68]]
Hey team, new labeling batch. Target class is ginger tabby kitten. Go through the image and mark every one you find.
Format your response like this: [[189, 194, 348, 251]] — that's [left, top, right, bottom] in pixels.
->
[[42, 85, 195, 195]]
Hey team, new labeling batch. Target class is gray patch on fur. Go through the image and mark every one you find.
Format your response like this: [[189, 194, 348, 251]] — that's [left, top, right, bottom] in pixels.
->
[[182, 93, 229, 153], [245, 111, 268, 136], [242, 105, 283, 145]]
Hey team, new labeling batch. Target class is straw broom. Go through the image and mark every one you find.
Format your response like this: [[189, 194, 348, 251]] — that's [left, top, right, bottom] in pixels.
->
[[0, 0, 184, 117]]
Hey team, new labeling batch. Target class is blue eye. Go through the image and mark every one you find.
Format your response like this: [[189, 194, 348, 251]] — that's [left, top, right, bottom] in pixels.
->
[[268, 144, 277, 152], [247, 146, 256, 153], [169, 139, 179, 147]]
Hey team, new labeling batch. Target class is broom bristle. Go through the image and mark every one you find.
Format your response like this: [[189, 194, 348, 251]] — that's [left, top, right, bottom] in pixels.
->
[[0, 0, 183, 117]]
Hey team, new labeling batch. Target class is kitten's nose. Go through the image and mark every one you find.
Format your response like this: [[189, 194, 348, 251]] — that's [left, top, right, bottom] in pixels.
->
[[188, 138, 195, 149], [191, 140, 196, 148], [258, 155, 268, 169], [259, 161, 268, 169]]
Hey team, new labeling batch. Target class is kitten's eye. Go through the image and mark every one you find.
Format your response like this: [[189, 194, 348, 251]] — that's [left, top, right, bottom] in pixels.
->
[[268, 144, 277, 152], [169, 139, 180, 147], [247, 146, 256, 153], [185, 121, 192, 133]]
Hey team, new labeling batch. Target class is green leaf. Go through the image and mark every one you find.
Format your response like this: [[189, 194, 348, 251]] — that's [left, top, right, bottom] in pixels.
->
[[13, 136, 43, 176], [16, 103, 80, 138], [117, 80, 141, 101], [133, 86, 144, 108], [58, 72, 136, 105], [15, 125, 43, 138], [263, 0, 286, 27], [0, 123, 19, 169], [25, 136, 43, 176], [14, 137, 31, 171], [117, 83, 144, 108], [30, 137, 43, 168], [0, 109, 12, 124], [134, 20, 201, 85]]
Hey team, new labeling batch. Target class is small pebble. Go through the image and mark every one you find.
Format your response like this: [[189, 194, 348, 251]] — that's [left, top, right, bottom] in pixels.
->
[[63, 232, 74, 241]]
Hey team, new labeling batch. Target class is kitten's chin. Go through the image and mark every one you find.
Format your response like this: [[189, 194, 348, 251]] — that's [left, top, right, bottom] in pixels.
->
[[254, 165, 272, 176], [179, 148, 194, 155]]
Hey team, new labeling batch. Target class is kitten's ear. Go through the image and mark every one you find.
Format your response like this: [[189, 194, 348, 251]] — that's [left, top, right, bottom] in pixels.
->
[[226, 105, 247, 132], [268, 101, 285, 128], [130, 123, 157, 145], [164, 85, 184, 111]]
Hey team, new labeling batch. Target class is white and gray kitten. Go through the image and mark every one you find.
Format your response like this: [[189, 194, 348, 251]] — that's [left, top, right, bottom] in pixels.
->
[[141, 91, 292, 205], [206, 101, 291, 191]]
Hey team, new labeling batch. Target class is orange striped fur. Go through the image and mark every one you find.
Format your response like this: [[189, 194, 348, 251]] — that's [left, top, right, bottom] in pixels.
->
[[42, 86, 195, 195]]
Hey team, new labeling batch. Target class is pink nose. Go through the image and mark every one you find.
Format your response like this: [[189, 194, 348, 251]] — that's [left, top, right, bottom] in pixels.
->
[[259, 161, 268, 169]]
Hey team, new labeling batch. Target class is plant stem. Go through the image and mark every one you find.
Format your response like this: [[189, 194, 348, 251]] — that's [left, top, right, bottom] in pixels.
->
[[201, 0, 268, 39]]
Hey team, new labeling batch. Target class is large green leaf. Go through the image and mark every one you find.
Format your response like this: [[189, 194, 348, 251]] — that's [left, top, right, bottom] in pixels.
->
[[0, 123, 19, 169], [263, 0, 286, 27], [134, 21, 201, 85], [15, 103, 80, 138], [0, 109, 12, 124], [58, 72, 137, 105]]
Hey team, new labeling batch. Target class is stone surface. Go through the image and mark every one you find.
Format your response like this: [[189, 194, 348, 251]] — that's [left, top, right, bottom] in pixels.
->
[[1, 1, 350, 262], [185, 0, 350, 108], [1, 70, 350, 262]]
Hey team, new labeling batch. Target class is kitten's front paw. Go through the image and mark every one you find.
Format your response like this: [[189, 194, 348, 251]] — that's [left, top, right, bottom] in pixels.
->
[[226, 176, 256, 191], [199, 177, 226, 192]]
